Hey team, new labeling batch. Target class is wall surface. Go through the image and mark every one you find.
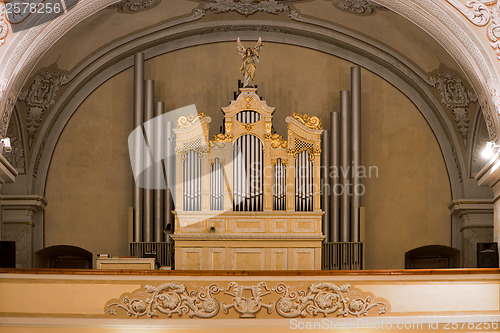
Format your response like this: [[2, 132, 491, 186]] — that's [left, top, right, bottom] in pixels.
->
[[44, 42, 451, 268]]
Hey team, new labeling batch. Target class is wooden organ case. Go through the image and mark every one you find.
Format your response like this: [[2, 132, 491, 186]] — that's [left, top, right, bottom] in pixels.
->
[[171, 87, 324, 270]]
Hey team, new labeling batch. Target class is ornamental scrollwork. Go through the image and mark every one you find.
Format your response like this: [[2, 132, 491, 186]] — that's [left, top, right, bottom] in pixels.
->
[[332, 0, 385, 15], [18, 70, 67, 148], [106, 281, 389, 319], [107, 282, 222, 318], [287, 147, 321, 160], [273, 282, 388, 318], [211, 133, 233, 142], [429, 72, 477, 147], [177, 113, 207, 129], [222, 282, 274, 318], [447, 0, 500, 60], [265, 133, 288, 148], [291, 113, 323, 130], [113, 0, 161, 13], [204, 0, 290, 16]]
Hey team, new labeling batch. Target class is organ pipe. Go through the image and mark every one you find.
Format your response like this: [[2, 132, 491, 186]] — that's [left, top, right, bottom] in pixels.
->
[[144, 79, 155, 242], [133, 52, 144, 242], [154, 101, 164, 242], [340, 90, 351, 242], [164, 121, 174, 238], [351, 67, 361, 242], [330, 112, 340, 242], [321, 130, 330, 241]]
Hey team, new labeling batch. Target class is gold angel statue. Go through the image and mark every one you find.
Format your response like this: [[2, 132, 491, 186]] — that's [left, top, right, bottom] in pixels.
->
[[237, 37, 263, 88]]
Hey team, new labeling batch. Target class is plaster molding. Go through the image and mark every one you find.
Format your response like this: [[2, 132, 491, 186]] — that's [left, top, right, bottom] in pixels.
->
[[4, 109, 26, 173], [446, 0, 500, 60], [112, 0, 161, 14], [18, 70, 67, 148], [26, 21, 467, 200], [470, 105, 490, 178], [374, 0, 500, 142], [332, 0, 385, 15], [106, 281, 389, 318], [429, 72, 478, 148], [203, 0, 290, 16], [0, 4, 9, 47]]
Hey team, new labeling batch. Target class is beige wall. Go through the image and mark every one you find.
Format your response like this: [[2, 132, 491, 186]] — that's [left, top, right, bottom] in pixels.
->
[[44, 42, 451, 268]]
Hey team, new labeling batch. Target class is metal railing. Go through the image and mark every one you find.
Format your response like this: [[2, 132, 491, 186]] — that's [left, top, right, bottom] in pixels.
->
[[322, 242, 364, 270], [129, 242, 174, 268]]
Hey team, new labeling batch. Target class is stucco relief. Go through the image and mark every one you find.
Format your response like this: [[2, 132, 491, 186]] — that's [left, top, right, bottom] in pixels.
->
[[204, 0, 290, 15], [113, 0, 161, 13], [18, 70, 67, 148], [332, 0, 385, 15], [106, 281, 389, 319], [4, 111, 26, 173], [447, 0, 500, 60], [471, 112, 489, 177], [429, 72, 477, 148], [0, 4, 9, 47]]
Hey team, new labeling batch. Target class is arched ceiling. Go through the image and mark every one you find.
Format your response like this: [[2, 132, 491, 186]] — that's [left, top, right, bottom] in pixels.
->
[[0, 0, 496, 200]]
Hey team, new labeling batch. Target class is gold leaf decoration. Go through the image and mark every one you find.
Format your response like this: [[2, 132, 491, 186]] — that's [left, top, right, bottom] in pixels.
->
[[176, 113, 207, 129], [291, 113, 322, 130]]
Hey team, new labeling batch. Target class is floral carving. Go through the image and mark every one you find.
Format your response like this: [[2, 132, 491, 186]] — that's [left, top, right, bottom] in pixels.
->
[[0, 7, 9, 47], [264, 133, 288, 148], [106, 281, 389, 319], [333, 0, 385, 15], [291, 113, 323, 130], [19, 71, 66, 148], [204, 0, 290, 16], [429, 72, 477, 147], [176, 113, 207, 129], [107, 282, 222, 318], [447, 0, 500, 59], [273, 282, 388, 318], [222, 282, 274, 318], [113, 0, 161, 13]]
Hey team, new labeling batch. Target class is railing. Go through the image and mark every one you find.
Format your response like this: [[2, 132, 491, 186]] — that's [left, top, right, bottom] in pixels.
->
[[322, 242, 364, 270], [129, 242, 174, 268]]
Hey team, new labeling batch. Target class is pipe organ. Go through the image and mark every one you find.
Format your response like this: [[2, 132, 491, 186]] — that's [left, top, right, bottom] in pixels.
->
[[171, 87, 325, 270]]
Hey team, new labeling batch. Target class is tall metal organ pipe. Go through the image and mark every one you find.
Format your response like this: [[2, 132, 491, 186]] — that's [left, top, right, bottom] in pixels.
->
[[340, 90, 351, 243], [164, 121, 174, 239], [330, 112, 340, 242], [351, 67, 361, 242], [154, 101, 164, 242], [144, 79, 155, 242], [321, 130, 330, 241], [133, 52, 144, 242]]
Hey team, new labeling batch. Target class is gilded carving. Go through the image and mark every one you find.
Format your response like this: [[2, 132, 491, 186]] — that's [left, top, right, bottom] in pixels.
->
[[291, 113, 323, 130], [212, 133, 233, 142], [265, 121, 272, 134], [106, 281, 390, 319], [204, 0, 290, 16], [176, 113, 207, 129], [243, 123, 254, 131], [107, 282, 222, 318], [273, 282, 388, 317], [264, 133, 288, 148]]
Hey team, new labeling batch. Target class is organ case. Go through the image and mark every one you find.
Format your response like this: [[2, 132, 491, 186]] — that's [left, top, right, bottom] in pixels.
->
[[171, 87, 324, 270]]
